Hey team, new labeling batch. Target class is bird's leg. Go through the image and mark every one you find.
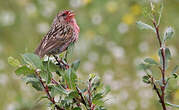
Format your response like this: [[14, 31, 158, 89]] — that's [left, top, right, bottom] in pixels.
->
[[53, 55, 69, 70]]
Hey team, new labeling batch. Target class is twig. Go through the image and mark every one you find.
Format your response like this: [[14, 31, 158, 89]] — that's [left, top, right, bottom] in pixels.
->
[[88, 79, 93, 110], [76, 87, 87, 106], [53, 55, 69, 70], [152, 16, 167, 110], [35, 70, 64, 110], [151, 77, 162, 100]]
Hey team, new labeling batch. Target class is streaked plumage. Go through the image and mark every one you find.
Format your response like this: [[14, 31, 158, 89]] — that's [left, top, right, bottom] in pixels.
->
[[35, 10, 80, 58]]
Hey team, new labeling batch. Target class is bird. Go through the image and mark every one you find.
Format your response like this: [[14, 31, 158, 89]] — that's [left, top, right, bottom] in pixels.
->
[[35, 10, 80, 59]]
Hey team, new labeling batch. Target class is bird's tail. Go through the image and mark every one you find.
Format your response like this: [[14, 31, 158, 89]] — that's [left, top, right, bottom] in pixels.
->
[[34, 46, 44, 58]]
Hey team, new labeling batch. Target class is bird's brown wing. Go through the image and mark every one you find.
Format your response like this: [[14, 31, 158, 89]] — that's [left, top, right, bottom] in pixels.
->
[[35, 24, 73, 58]]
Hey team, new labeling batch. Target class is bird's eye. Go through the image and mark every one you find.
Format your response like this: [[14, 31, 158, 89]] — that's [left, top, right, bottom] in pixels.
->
[[62, 13, 67, 16]]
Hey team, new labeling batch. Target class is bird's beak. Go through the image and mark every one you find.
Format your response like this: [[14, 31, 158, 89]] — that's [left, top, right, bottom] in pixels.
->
[[68, 11, 75, 18]]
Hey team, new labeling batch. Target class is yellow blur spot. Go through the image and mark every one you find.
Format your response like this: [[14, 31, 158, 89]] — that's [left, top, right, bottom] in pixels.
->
[[17, 0, 28, 6], [85, 30, 95, 39], [99, 24, 109, 34], [106, 1, 118, 13], [174, 89, 179, 100], [83, 0, 92, 5], [122, 13, 135, 25], [151, 54, 159, 62], [131, 4, 141, 16]]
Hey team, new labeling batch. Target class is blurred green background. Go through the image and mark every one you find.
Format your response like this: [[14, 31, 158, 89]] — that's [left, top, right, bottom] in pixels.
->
[[0, 0, 179, 110]]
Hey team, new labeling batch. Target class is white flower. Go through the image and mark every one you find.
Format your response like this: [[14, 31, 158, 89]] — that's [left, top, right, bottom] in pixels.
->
[[139, 42, 149, 52], [136, 70, 145, 78], [127, 100, 137, 110], [111, 46, 125, 59], [74, 39, 90, 56], [133, 57, 143, 66], [88, 52, 99, 62], [106, 41, 116, 49], [103, 70, 114, 83], [151, 0, 161, 3], [101, 55, 111, 65], [0, 11, 15, 26], [105, 94, 120, 105], [0, 60, 5, 70], [92, 14, 102, 25], [37, 22, 49, 34], [6, 103, 17, 110], [168, 45, 177, 56], [93, 35, 104, 46], [26, 3, 37, 15], [119, 90, 129, 101], [106, 41, 125, 59], [54, 95, 60, 102], [0, 74, 8, 86], [117, 23, 129, 34], [111, 81, 121, 90], [70, 0, 83, 8], [82, 61, 94, 72], [138, 89, 153, 100], [42, 1, 56, 17], [140, 98, 150, 109]]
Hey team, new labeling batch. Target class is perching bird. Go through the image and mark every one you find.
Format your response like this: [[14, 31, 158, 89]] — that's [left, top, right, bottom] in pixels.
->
[[35, 10, 80, 58]]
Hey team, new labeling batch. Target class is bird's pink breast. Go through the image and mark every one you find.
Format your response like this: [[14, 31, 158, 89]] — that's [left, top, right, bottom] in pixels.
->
[[71, 18, 80, 41]]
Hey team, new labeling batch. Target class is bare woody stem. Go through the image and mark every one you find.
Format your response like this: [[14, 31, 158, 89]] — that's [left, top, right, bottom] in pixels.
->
[[35, 70, 64, 110], [152, 18, 167, 110], [76, 87, 90, 110], [88, 79, 95, 110]]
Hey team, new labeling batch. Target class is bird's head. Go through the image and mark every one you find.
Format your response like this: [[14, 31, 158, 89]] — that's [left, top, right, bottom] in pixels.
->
[[58, 10, 75, 23]]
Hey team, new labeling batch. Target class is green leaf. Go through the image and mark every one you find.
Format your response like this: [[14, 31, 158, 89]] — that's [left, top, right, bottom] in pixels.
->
[[157, 3, 163, 26], [15, 65, 34, 75], [36, 96, 48, 103], [158, 48, 171, 69], [8, 56, 20, 67], [93, 93, 103, 101], [65, 42, 75, 61], [21, 53, 42, 69], [51, 85, 68, 96], [96, 106, 107, 110], [91, 76, 101, 91], [163, 27, 174, 42], [40, 71, 52, 84], [171, 65, 179, 74], [142, 75, 150, 84], [103, 85, 111, 96], [42, 61, 60, 72], [71, 60, 80, 71], [172, 73, 178, 79], [155, 80, 164, 87], [93, 99, 104, 106], [73, 107, 82, 110], [144, 58, 158, 65], [23, 75, 43, 91], [165, 48, 171, 60], [139, 63, 151, 70], [166, 102, 179, 108], [89, 73, 96, 81], [68, 91, 79, 99], [64, 68, 77, 89], [136, 21, 155, 32]]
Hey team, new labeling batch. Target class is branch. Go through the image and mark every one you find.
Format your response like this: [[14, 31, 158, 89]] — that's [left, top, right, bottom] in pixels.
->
[[35, 70, 64, 110], [152, 17, 167, 110]]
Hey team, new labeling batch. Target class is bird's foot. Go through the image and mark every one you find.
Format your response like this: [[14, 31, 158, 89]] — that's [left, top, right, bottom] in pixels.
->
[[53, 55, 69, 70], [56, 61, 69, 70]]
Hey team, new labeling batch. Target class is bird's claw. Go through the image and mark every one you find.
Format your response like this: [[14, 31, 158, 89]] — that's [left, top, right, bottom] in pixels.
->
[[56, 61, 69, 70]]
